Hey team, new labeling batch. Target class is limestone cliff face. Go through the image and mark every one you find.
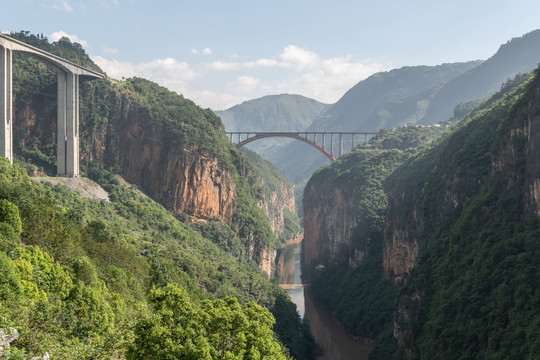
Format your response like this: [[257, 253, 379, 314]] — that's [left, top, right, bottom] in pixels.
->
[[302, 148, 413, 274], [382, 195, 421, 284], [303, 181, 359, 269], [14, 87, 239, 224], [12, 84, 288, 278], [117, 118, 237, 222], [495, 83, 540, 217], [383, 78, 540, 287], [258, 178, 295, 236], [386, 74, 540, 349]]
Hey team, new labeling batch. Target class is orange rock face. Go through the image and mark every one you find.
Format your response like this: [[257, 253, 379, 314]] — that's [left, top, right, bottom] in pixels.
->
[[117, 118, 237, 222]]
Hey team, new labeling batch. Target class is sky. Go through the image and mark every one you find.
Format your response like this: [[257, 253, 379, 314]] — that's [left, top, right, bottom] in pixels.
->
[[3, 0, 540, 110]]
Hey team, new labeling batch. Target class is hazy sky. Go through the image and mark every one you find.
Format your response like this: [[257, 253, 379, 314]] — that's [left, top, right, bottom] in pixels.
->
[[4, 0, 540, 109]]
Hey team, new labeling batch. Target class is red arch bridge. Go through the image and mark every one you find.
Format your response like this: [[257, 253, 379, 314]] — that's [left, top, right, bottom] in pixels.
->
[[226, 131, 378, 162]]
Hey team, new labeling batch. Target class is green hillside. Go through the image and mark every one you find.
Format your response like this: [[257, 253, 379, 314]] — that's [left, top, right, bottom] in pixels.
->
[[305, 125, 445, 345], [0, 31, 316, 359], [304, 62, 540, 358], [386, 66, 540, 360]]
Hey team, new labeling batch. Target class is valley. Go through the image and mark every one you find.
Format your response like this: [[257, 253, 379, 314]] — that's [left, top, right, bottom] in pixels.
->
[[2, 27, 540, 360]]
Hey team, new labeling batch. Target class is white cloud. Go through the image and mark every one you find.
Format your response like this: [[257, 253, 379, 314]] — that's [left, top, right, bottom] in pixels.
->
[[49, 31, 89, 48], [92, 55, 200, 101], [189, 90, 248, 111], [209, 61, 240, 71], [278, 45, 319, 70], [243, 58, 282, 68], [100, 0, 119, 8], [101, 45, 119, 54], [227, 76, 262, 94], [191, 48, 213, 55], [52, 0, 73, 12], [91, 45, 389, 110], [270, 57, 389, 104]]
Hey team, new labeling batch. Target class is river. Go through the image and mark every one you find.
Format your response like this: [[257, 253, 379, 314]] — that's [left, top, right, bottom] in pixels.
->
[[277, 243, 373, 360]]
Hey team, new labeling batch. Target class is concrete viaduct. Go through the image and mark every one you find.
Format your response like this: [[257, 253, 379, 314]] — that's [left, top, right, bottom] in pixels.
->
[[226, 131, 378, 161], [0, 33, 104, 176]]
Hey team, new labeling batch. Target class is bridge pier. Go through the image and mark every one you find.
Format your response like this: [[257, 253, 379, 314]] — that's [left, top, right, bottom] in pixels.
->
[[57, 71, 79, 177], [0, 45, 13, 164], [0, 34, 103, 176]]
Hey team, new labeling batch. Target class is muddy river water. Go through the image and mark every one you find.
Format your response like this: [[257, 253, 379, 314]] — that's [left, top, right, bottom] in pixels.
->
[[277, 243, 372, 360]]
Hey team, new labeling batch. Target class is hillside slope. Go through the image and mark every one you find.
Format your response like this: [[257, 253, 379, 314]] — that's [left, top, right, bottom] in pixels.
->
[[2, 31, 317, 359], [302, 62, 540, 358], [10, 31, 282, 271]]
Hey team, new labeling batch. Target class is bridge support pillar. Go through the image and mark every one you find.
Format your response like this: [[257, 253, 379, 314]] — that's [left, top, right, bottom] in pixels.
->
[[57, 71, 79, 177], [339, 133, 343, 157], [0, 46, 12, 164]]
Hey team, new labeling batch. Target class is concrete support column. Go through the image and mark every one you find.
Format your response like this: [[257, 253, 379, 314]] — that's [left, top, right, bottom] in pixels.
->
[[330, 133, 334, 156], [339, 133, 343, 157], [57, 71, 79, 176], [0, 46, 12, 163]]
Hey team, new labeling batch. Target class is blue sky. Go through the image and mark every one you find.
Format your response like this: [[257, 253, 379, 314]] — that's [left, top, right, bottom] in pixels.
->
[[3, 0, 540, 109]]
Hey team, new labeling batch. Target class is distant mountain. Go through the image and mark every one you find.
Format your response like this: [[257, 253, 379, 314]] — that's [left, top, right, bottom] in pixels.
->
[[273, 29, 540, 182], [214, 94, 330, 159], [271, 62, 481, 181], [216, 94, 330, 132], [311, 61, 482, 131], [420, 29, 540, 124]]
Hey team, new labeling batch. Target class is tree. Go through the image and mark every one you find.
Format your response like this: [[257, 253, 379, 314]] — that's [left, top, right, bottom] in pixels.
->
[[127, 284, 290, 360], [0, 199, 22, 236]]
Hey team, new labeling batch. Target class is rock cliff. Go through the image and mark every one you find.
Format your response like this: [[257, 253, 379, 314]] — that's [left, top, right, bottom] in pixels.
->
[[302, 128, 443, 274], [258, 178, 296, 236], [14, 85, 238, 223], [12, 77, 284, 277]]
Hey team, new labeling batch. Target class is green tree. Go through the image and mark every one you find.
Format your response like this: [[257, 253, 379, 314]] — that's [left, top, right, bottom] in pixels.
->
[[0, 199, 22, 236], [127, 284, 290, 360]]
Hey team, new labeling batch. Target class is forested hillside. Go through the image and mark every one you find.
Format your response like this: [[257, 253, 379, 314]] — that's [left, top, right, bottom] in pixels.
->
[[385, 66, 540, 359], [303, 125, 446, 358], [11, 31, 279, 267], [302, 62, 540, 358], [0, 31, 316, 359]]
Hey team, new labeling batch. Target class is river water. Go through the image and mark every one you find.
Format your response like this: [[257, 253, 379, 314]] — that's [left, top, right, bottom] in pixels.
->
[[277, 243, 372, 360]]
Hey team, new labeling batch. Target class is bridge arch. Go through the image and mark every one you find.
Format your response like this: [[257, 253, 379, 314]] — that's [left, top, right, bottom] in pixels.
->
[[0, 33, 104, 176], [227, 131, 378, 161], [235, 132, 335, 161]]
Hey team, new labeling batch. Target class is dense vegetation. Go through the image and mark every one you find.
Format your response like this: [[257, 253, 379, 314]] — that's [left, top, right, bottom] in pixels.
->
[[307, 66, 540, 359], [0, 158, 302, 359], [306, 126, 445, 350], [388, 68, 540, 359], [1, 31, 316, 359], [11, 31, 283, 260]]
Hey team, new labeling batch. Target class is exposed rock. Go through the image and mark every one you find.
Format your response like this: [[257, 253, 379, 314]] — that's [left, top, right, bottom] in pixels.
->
[[257, 179, 295, 236], [0, 327, 19, 357], [31, 176, 110, 202]]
